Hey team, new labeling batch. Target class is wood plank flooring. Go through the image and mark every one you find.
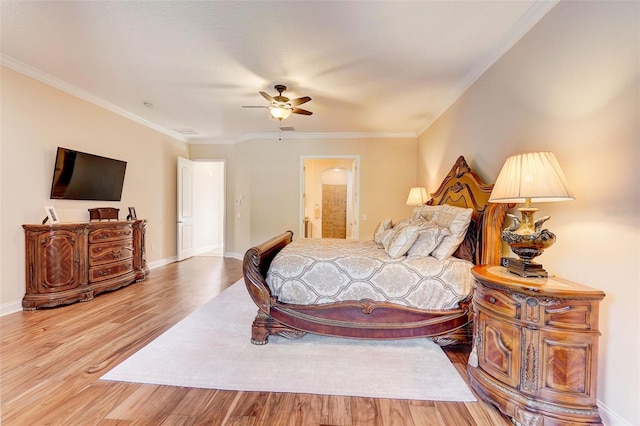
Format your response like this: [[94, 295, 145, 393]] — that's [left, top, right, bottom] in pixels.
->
[[1, 255, 511, 425]]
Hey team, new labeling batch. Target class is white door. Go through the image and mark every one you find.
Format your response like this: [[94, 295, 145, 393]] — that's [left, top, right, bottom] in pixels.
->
[[177, 157, 195, 261]]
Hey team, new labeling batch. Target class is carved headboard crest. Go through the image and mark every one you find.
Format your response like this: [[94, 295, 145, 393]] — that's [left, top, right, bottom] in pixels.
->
[[426, 156, 508, 265]]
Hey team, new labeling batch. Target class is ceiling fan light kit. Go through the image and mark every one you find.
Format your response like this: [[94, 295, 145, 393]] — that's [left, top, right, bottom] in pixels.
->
[[269, 106, 292, 120], [244, 84, 312, 121]]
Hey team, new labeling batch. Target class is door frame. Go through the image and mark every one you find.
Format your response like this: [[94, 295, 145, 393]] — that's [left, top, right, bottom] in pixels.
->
[[177, 157, 195, 261], [300, 155, 360, 240], [177, 158, 226, 261]]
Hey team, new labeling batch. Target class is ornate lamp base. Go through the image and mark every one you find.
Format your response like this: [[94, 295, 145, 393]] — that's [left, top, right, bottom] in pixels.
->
[[505, 258, 548, 277], [501, 229, 556, 278]]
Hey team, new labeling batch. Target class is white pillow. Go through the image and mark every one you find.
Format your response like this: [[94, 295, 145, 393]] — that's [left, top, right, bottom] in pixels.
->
[[412, 205, 442, 222], [379, 228, 395, 248], [393, 218, 413, 231], [373, 218, 393, 245], [430, 205, 473, 260], [384, 225, 421, 259], [407, 226, 452, 257]]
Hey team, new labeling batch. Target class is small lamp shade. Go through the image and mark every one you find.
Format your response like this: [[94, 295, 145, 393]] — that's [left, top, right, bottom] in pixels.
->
[[406, 187, 428, 206], [489, 152, 574, 203]]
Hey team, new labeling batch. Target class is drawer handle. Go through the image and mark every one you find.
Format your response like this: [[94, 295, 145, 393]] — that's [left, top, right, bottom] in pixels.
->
[[112, 250, 123, 259], [97, 269, 111, 276], [546, 306, 572, 314], [489, 296, 496, 304]]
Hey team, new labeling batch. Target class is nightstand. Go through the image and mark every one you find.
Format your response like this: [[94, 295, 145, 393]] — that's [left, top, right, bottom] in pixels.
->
[[467, 265, 605, 425]]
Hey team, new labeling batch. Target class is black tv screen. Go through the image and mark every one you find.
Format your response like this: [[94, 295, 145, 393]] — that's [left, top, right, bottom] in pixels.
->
[[50, 147, 127, 201]]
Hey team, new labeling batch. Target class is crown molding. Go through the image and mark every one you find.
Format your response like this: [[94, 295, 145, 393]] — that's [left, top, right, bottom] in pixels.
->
[[188, 131, 418, 145], [415, 0, 559, 136], [1, 54, 189, 143]]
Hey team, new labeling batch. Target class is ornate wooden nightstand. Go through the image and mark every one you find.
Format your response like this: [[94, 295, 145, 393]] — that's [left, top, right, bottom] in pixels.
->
[[467, 265, 605, 425]]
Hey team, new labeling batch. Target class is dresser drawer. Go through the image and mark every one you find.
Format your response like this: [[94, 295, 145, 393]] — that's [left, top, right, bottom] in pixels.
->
[[89, 224, 133, 243], [89, 259, 133, 283], [544, 302, 597, 331], [474, 285, 520, 319], [89, 241, 134, 266]]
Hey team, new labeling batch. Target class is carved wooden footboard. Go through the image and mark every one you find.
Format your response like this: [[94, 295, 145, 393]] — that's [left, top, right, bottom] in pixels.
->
[[243, 156, 509, 346]]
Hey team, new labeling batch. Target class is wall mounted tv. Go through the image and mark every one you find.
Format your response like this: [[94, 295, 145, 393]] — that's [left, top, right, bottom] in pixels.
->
[[50, 147, 127, 201]]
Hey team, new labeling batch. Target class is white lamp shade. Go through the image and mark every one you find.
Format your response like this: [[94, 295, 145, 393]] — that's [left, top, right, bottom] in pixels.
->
[[406, 187, 428, 206], [489, 152, 574, 203]]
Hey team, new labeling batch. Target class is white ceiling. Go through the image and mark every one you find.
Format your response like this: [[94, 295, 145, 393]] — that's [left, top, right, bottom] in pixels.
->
[[1, 1, 556, 143]]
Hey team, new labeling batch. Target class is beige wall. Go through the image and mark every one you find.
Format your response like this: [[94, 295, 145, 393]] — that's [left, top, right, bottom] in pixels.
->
[[190, 136, 418, 254], [0, 67, 189, 310], [417, 2, 639, 424]]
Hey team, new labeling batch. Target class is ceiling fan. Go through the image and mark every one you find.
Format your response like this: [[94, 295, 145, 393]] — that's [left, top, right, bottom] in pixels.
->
[[242, 84, 312, 121]]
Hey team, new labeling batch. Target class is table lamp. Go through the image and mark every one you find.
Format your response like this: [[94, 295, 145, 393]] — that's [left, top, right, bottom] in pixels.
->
[[489, 152, 574, 277], [406, 187, 428, 206]]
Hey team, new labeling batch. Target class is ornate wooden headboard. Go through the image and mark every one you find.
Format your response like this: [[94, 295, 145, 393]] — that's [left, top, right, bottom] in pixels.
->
[[427, 156, 508, 265]]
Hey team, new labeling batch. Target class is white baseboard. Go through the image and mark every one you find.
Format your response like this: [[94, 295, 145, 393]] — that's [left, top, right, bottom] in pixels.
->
[[148, 256, 177, 270], [0, 300, 23, 316], [224, 252, 243, 260], [599, 400, 631, 425]]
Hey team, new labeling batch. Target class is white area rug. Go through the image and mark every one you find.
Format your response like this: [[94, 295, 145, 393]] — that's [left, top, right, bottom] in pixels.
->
[[101, 281, 476, 401]]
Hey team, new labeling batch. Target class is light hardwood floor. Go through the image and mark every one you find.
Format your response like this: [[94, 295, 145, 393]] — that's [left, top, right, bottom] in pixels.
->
[[1, 256, 511, 425]]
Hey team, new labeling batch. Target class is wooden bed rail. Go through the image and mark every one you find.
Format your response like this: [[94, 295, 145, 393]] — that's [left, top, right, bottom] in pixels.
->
[[243, 230, 293, 313]]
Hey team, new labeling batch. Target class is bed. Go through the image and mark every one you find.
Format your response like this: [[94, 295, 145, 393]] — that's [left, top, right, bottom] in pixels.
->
[[243, 156, 509, 345]]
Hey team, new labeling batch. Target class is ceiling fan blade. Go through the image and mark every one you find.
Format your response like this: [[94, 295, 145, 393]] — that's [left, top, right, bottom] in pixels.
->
[[259, 91, 275, 103], [291, 107, 313, 116], [289, 96, 311, 107]]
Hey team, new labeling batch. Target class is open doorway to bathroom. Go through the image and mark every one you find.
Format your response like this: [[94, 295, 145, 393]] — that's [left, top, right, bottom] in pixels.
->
[[301, 156, 359, 240], [193, 160, 225, 257]]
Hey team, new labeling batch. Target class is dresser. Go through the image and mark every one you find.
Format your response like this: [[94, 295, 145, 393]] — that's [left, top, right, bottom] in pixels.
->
[[22, 220, 148, 310], [467, 265, 605, 425]]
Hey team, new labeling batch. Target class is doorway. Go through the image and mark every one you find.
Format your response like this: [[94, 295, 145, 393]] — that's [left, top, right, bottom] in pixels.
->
[[177, 158, 225, 260], [301, 156, 359, 239]]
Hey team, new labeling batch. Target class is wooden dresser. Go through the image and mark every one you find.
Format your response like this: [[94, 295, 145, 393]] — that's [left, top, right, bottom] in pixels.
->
[[468, 265, 605, 425], [22, 220, 148, 310]]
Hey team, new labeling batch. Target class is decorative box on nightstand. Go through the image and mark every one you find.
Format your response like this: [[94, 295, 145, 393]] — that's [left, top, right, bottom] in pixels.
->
[[467, 265, 605, 426]]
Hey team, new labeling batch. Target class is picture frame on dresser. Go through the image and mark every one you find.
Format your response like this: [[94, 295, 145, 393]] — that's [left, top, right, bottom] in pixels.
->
[[127, 207, 137, 220], [44, 206, 60, 224]]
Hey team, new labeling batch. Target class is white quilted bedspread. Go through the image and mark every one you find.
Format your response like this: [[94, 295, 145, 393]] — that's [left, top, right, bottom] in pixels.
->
[[265, 238, 474, 310]]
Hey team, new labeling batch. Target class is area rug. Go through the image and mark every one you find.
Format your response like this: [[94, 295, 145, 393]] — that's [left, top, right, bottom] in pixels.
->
[[101, 281, 476, 402]]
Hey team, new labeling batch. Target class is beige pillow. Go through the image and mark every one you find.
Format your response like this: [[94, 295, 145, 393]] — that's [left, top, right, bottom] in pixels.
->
[[379, 228, 395, 248], [430, 205, 473, 260], [412, 205, 442, 222], [384, 225, 421, 259], [407, 226, 452, 257], [374, 218, 393, 245], [393, 218, 412, 231]]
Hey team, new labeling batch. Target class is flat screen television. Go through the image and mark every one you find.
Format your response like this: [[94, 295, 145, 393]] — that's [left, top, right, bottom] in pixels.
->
[[50, 147, 127, 201]]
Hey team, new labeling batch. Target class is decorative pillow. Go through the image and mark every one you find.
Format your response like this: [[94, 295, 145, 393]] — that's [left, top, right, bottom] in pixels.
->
[[430, 205, 473, 260], [384, 225, 421, 259], [412, 205, 442, 222], [453, 213, 480, 263], [392, 218, 412, 231], [373, 218, 393, 245], [407, 226, 452, 258], [379, 228, 396, 248]]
